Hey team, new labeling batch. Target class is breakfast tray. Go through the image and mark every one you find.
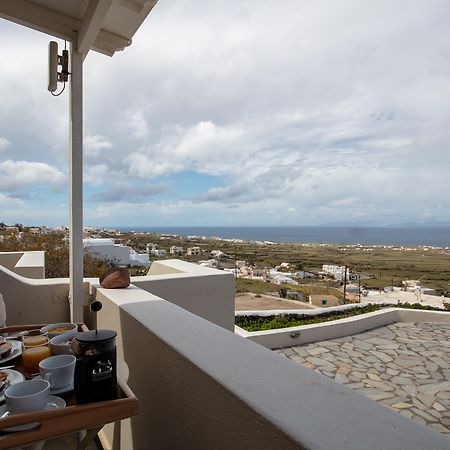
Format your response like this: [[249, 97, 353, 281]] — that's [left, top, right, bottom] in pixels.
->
[[0, 324, 139, 450]]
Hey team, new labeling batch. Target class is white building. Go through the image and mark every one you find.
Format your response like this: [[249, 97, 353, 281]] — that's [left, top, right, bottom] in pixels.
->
[[187, 247, 201, 256], [211, 250, 227, 258], [129, 250, 150, 267], [272, 274, 299, 286], [266, 269, 299, 285], [276, 262, 291, 270], [402, 279, 437, 296], [146, 243, 159, 252], [151, 249, 167, 257], [170, 246, 184, 255], [84, 238, 150, 267], [199, 259, 218, 268], [84, 238, 130, 265], [322, 264, 357, 281], [223, 267, 241, 277]]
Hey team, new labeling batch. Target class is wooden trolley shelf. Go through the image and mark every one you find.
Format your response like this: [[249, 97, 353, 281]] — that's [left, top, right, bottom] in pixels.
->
[[0, 324, 138, 450]]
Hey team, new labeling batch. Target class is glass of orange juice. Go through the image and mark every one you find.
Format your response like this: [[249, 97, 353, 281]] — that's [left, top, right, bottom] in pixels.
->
[[22, 330, 51, 377]]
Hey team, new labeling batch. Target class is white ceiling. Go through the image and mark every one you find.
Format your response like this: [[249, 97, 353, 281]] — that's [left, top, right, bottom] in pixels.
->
[[0, 0, 158, 56]]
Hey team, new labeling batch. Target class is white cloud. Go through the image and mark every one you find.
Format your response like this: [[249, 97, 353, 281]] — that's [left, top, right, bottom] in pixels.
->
[[2, 0, 450, 225], [177, 121, 244, 159], [84, 135, 113, 156], [84, 164, 110, 186], [0, 192, 23, 206], [0, 137, 10, 152], [123, 110, 150, 140], [123, 152, 183, 178], [0, 160, 66, 191]]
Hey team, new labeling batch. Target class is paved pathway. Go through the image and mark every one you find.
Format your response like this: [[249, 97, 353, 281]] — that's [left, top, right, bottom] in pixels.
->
[[275, 322, 450, 436]]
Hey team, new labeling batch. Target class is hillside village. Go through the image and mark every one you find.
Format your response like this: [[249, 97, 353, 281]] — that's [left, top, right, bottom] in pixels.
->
[[1, 224, 445, 309]]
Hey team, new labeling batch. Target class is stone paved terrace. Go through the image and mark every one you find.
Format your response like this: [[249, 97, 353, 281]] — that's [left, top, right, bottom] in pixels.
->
[[275, 322, 450, 437]]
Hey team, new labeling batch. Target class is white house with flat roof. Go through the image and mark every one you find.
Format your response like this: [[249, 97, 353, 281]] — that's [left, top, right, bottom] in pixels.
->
[[187, 246, 201, 256], [84, 238, 149, 267], [129, 249, 150, 267], [170, 246, 184, 255], [322, 264, 357, 281]]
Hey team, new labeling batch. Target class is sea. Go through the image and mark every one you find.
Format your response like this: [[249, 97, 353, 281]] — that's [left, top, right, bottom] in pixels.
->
[[117, 226, 450, 247]]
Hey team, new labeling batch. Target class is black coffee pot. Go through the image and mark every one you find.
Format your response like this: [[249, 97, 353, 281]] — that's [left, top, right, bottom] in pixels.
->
[[73, 329, 118, 403], [73, 301, 118, 403]]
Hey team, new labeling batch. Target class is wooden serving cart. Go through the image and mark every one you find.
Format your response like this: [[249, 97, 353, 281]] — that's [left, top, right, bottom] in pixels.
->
[[0, 324, 138, 450]]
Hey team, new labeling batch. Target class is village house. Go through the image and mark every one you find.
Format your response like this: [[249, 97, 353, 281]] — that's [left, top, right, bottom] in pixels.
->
[[84, 238, 150, 267], [187, 246, 201, 256], [199, 259, 218, 268], [211, 250, 227, 258], [322, 264, 357, 281], [170, 246, 184, 255], [402, 280, 437, 296], [146, 243, 159, 253], [275, 262, 291, 271]]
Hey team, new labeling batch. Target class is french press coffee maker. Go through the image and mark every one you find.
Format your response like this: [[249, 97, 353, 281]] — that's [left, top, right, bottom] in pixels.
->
[[73, 301, 118, 403]]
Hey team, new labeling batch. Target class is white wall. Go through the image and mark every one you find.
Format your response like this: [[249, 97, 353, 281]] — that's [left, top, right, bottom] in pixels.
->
[[0, 251, 45, 279], [0, 265, 72, 324], [0, 256, 234, 331], [85, 244, 130, 265], [95, 287, 450, 450], [129, 252, 149, 267], [14, 251, 45, 279], [0, 252, 22, 271], [135, 260, 235, 331]]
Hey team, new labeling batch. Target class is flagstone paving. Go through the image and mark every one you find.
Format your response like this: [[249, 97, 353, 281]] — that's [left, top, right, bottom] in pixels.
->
[[274, 322, 450, 436]]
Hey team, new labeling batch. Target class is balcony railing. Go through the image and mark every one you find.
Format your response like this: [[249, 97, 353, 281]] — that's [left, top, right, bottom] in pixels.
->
[[0, 257, 449, 449]]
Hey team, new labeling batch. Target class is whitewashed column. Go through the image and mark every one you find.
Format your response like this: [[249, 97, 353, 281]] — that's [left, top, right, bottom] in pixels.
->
[[69, 35, 84, 323]]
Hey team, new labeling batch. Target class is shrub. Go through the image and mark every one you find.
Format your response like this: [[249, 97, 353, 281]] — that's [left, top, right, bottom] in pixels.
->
[[235, 302, 450, 332]]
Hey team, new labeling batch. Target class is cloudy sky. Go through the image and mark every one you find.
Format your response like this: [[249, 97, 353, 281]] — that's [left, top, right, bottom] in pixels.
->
[[1, 0, 450, 227]]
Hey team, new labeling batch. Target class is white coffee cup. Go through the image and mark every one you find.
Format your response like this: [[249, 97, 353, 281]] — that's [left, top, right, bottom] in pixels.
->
[[39, 355, 76, 389], [5, 379, 50, 414]]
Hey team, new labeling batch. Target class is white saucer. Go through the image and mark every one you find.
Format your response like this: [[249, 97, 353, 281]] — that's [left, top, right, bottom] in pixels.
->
[[0, 369, 25, 402], [0, 340, 22, 364], [34, 375, 74, 395], [0, 395, 66, 432]]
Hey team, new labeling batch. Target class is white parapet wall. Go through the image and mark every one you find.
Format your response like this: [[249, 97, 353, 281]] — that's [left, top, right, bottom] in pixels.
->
[[95, 287, 450, 450], [0, 251, 45, 279], [235, 307, 450, 349], [146, 259, 184, 275], [133, 259, 235, 331], [0, 256, 234, 331], [0, 264, 73, 324]]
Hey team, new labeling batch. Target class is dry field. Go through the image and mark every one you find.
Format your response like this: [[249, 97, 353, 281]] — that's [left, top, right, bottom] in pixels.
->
[[235, 293, 315, 311]]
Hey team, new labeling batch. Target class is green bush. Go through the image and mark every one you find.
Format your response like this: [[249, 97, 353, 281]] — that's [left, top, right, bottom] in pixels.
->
[[235, 303, 449, 332]]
